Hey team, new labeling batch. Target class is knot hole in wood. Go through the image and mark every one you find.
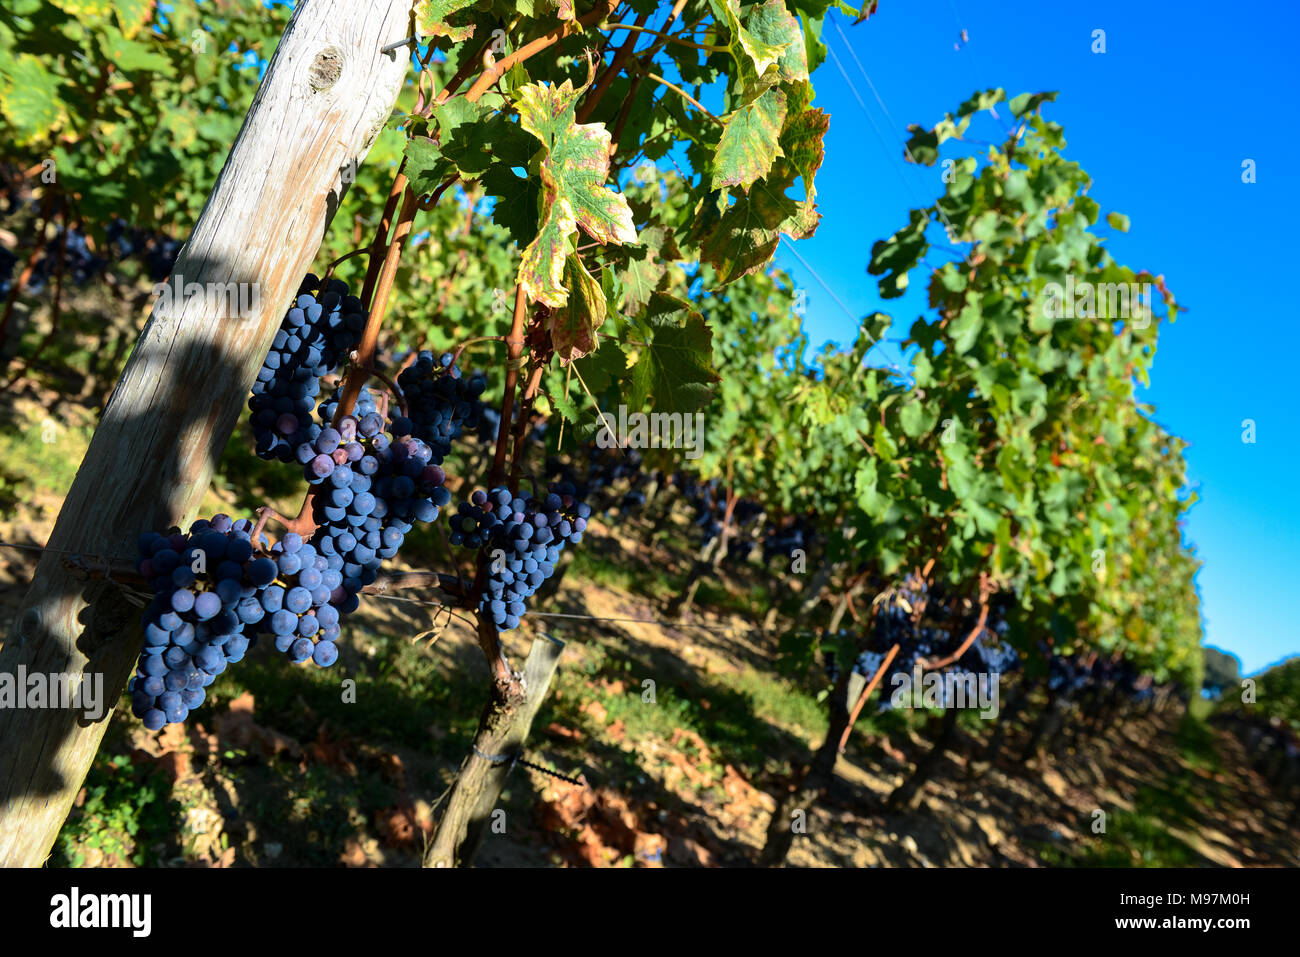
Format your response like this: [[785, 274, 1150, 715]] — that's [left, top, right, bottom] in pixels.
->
[[309, 46, 343, 92]]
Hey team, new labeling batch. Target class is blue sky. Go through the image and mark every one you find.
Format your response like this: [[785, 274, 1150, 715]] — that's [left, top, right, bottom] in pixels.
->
[[772, 1, 1299, 675]]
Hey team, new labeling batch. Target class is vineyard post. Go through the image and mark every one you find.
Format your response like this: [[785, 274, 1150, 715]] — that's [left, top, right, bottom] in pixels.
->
[[0, 0, 411, 866], [425, 633, 566, 867]]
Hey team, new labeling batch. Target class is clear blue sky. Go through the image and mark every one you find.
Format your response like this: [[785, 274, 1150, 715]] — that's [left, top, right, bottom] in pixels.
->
[[773, 1, 1299, 675]]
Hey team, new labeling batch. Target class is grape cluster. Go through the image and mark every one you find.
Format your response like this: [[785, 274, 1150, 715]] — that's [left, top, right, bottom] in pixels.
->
[[262, 532, 344, 667], [6, 220, 182, 297], [129, 514, 362, 728], [763, 518, 813, 564], [23, 228, 108, 293], [317, 383, 377, 427], [248, 275, 365, 462], [129, 274, 509, 730], [308, 407, 450, 610], [476, 405, 503, 444], [454, 482, 588, 631], [144, 237, 183, 282], [128, 515, 269, 730], [448, 490, 501, 549], [131, 401, 455, 728], [393, 351, 488, 461]]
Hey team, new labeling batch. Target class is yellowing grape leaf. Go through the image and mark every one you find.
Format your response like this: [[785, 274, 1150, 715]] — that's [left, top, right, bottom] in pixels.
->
[[515, 69, 636, 307], [550, 254, 606, 361], [698, 171, 819, 285], [415, 0, 477, 42], [0, 55, 63, 145], [746, 0, 809, 82], [710, 0, 788, 79], [114, 0, 155, 39], [697, 98, 826, 283], [49, 0, 114, 18], [711, 87, 787, 193]]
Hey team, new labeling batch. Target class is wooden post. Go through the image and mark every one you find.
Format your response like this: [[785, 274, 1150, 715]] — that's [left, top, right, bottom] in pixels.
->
[[0, 0, 411, 867], [425, 633, 567, 867]]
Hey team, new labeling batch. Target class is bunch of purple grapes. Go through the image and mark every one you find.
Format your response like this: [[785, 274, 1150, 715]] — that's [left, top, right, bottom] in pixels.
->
[[261, 532, 344, 667], [248, 275, 365, 462], [317, 383, 377, 427], [128, 515, 272, 730], [306, 405, 450, 609], [394, 351, 488, 462], [453, 482, 588, 631]]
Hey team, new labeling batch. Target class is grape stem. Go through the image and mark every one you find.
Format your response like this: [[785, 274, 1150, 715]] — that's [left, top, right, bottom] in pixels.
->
[[635, 68, 719, 124], [576, 10, 650, 124], [330, 174, 427, 430], [433, 520, 473, 594], [509, 364, 546, 489], [461, 0, 621, 104], [321, 245, 371, 285], [366, 363, 408, 418], [915, 580, 991, 671], [596, 21, 727, 53], [366, 570, 464, 601], [475, 613, 523, 699], [360, 164, 407, 311], [838, 642, 900, 753], [253, 496, 318, 541], [489, 285, 529, 488], [449, 335, 505, 368]]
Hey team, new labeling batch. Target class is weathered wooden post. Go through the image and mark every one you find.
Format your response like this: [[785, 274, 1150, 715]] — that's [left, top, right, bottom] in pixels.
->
[[0, 0, 412, 866], [425, 634, 567, 867]]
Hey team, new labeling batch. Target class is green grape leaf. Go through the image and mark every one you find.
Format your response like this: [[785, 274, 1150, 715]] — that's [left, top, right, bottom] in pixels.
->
[[904, 88, 1005, 165], [868, 208, 928, 298], [101, 28, 172, 73], [404, 136, 445, 198], [712, 87, 788, 193], [627, 293, 718, 413], [949, 296, 983, 354], [432, 94, 500, 142], [515, 70, 637, 306], [899, 399, 936, 438], [1008, 90, 1058, 117], [575, 338, 630, 396], [1106, 211, 1130, 232], [618, 224, 674, 315], [439, 108, 534, 179], [549, 381, 583, 425], [481, 165, 540, 245]]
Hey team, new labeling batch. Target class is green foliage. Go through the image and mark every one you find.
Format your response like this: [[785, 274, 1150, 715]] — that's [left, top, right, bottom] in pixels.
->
[[53, 752, 178, 867], [1220, 656, 1300, 731], [1201, 646, 1241, 696], [0, 0, 289, 230]]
